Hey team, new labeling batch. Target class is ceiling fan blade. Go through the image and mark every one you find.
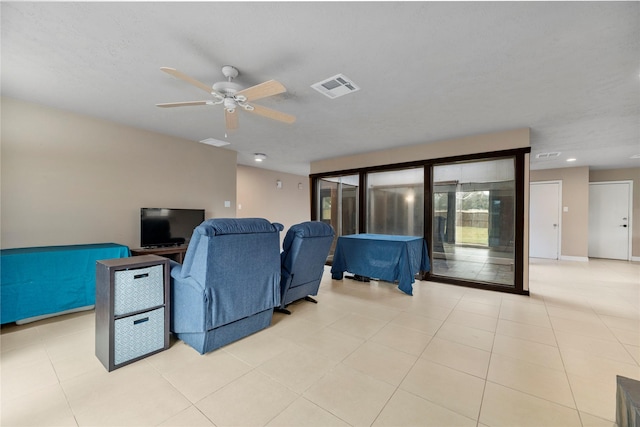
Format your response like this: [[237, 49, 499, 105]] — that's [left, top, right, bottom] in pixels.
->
[[235, 80, 286, 102], [160, 67, 214, 95], [225, 109, 239, 130], [156, 101, 209, 108], [247, 103, 296, 124]]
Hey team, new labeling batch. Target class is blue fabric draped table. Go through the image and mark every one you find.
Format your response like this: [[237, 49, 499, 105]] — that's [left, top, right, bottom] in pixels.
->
[[330, 234, 430, 295], [1, 243, 130, 324]]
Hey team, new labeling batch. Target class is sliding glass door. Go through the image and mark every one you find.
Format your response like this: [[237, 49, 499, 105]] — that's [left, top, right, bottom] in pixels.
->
[[311, 147, 527, 293], [316, 175, 359, 260], [431, 158, 516, 287], [366, 167, 424, 236]]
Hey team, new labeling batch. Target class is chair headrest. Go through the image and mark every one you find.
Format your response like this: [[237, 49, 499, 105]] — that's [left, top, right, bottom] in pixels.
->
[[289, 221, 334, 238], [196, 218, 284, 236], [283, 221, 335, 251]]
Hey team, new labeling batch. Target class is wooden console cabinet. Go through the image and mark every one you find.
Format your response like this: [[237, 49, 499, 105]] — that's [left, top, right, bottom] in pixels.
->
[[95, 255, 170, 371], [130, 245, 188, 263]]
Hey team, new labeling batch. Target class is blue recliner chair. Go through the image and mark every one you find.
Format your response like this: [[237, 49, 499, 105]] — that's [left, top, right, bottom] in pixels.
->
[[277, 221, 335, 314], [170, 218, 283, 354]]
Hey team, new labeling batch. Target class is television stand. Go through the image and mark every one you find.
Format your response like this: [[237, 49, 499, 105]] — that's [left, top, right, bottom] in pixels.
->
[[131, 245, 188, 263]]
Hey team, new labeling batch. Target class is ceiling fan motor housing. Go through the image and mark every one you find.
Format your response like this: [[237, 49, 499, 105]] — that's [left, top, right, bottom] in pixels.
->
[[212, 81, 242, 96]]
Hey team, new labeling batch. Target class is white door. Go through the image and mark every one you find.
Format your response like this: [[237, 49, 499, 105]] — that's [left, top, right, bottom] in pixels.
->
[[530, 182, 561, 259], [589, 182, 631, 260]]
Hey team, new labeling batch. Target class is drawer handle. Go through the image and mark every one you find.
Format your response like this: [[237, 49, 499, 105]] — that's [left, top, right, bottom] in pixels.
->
[[133, 317, 149, 325], [134, 273, 149, 280]]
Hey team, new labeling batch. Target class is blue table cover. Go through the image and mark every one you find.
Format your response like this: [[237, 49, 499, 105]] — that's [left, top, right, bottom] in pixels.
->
[[331, 234, 430, 295], [1, 243, 130, 324]]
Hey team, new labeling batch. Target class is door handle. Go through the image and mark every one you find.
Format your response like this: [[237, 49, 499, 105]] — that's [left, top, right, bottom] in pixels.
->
[[621, 225, 628, 227], [553, 224, 557, 228]]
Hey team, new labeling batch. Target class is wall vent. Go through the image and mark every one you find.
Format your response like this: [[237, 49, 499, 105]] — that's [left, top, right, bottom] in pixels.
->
[[311, 74, 360, 99], [536, 152, 561, 159]]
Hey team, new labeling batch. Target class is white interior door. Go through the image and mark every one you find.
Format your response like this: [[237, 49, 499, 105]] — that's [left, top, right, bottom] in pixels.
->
[[589, 182, 631, 260], [530, 182, 560, 259]]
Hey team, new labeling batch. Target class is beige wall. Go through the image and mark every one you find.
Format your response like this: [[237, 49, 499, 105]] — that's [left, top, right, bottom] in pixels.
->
[[589, 167, 640, 258], [530, 167, 590, 259], [311, 128, 530, 174], [1, 97, 237, 249], [236, 165, 310, 240]]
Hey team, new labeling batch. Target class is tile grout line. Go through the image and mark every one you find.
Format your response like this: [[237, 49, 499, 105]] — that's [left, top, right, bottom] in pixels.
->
[[543, 288, 586, 427], [474, 292, 503, 427], [39, 321, 82, 427]]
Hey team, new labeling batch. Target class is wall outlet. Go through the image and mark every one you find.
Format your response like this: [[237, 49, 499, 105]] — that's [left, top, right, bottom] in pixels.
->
[[224, 201, 231, 208]]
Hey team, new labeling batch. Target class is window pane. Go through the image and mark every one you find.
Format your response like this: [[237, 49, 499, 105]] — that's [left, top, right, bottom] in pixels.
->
[[317, 175, 359, 260], [366, 168, 424, 236], [432, 158, 515, 287]]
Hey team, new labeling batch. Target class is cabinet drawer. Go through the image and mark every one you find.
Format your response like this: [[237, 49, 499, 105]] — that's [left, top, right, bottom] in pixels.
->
[[114, 265, 163, 315], [114, 308, 165, 365]]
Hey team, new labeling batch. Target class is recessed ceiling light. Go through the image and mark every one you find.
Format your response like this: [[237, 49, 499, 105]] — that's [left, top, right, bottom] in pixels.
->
[[566, 158, 577, 162], [254, 153, 267, 162]]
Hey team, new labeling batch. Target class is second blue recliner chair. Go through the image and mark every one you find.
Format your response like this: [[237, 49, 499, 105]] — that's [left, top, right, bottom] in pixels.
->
[[277, 221, 335, 314]]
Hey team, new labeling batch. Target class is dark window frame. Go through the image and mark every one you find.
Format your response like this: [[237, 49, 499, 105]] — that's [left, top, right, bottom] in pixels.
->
[[310, 147, 531, 295]]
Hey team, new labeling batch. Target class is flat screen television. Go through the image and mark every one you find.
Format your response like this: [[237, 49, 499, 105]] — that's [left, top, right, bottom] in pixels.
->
[[140, 208, 205, 248]]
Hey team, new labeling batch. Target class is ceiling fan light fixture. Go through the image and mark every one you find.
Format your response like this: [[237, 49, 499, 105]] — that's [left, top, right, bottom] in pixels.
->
[[254, 153, 267, 162]]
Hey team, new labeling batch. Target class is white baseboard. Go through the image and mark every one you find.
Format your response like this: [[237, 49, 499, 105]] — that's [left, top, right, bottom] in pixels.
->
[[559, 255, 589, 262], [15, 305, 95, 325], [631, 256, 640, 263]]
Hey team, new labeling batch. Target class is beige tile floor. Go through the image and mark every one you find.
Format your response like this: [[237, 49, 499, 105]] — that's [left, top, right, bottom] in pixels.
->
[[1, 258, 639, 426]]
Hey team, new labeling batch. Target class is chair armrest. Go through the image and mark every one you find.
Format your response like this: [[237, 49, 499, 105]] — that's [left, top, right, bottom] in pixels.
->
[[170, 262, 208, 333]]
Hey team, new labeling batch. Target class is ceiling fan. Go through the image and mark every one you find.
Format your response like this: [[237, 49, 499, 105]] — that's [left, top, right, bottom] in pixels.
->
[[156, 65, 295, 131]]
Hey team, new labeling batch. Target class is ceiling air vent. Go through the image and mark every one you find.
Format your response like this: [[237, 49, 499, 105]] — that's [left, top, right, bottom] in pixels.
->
[[199, 137, 230, 147], [311, 74, 360, 99], [536, 152, 561, 159]]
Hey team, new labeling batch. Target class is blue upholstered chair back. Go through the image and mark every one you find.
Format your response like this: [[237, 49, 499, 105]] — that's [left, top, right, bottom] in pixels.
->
[[171, 218, 283, 332], [279, 221, 334, 308]]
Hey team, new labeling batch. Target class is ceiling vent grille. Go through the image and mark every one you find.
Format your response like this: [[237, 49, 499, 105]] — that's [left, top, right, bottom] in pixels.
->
[[199, 137, 230, 147], [311, 74, 360, 99], [536, 152, 561, 159]]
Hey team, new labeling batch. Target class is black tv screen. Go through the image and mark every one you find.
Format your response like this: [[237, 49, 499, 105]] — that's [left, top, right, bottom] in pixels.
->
[[140, 208, 205, 248]]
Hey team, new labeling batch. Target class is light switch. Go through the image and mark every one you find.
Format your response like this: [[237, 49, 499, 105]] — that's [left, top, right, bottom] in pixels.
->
[[563, 206, 569, 212], [224, 201, 231, 208]]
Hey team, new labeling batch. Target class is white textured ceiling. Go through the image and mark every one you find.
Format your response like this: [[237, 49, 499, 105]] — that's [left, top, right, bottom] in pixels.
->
[[2, 2, 639, 176]]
